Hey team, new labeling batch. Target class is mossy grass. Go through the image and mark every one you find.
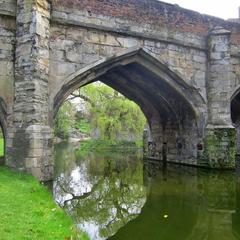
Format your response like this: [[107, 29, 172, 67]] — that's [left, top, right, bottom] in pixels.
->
[[0, 166, 87, 240]]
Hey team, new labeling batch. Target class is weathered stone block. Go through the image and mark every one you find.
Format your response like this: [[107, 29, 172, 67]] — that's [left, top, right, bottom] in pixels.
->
[[201, 127, 237, 169], [193, 55, 206, 63], [50, 61, 76, 76]]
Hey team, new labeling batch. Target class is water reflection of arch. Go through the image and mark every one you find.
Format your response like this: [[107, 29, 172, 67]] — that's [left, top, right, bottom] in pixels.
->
[[0, 97, 7, 162]]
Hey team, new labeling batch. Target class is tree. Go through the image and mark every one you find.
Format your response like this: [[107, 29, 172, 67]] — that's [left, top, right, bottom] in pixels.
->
[[70, 82, 146, 143], [54, 101, 75, 139]]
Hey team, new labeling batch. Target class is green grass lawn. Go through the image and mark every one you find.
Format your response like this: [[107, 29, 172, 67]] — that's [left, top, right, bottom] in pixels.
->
[[0, 138, 3, 156], [0, 166, 85, 240]]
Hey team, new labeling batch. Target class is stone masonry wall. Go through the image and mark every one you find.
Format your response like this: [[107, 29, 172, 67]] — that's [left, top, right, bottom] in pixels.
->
[[51, 0, 240, 111], [52, 0, 240, 47], [0, 2, 16, 165], [207, 27, 234, 126], [49, 24, 208, 105], [48, 1, 240, 171], [0, 13, 15, 116], [6, 0, 53, 181], [0, 0, 240, 179], [0, 0, 16, 17]]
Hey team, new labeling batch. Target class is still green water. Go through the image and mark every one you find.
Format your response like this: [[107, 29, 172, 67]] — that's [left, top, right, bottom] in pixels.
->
[[53, 142, 240, 240]]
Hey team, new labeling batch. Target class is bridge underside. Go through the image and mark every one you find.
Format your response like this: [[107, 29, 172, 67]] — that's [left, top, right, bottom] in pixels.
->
[[99, 62, 200, 164], [50, 48, 236, 175], [4, 47, 238, 181], [0, 0, 239, 180]]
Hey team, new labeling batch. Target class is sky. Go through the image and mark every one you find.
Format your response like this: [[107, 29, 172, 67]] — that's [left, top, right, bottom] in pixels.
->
[[163, 0, 239, 20]]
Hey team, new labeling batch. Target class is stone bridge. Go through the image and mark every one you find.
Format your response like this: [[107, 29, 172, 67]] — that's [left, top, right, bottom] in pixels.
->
[[1, 0, 240, 180]]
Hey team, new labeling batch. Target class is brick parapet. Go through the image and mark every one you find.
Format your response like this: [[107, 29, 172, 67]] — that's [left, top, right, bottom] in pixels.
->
[[52, 0, 240, 40]]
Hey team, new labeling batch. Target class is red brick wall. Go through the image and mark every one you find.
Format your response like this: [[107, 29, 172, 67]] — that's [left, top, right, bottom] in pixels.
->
[[53, 0, 240, 42], [231, 32, 240, 44]]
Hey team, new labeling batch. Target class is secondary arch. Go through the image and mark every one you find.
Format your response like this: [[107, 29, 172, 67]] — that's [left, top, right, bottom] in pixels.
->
[[0, 98, 7, 163], [231, 87, 240, 126]]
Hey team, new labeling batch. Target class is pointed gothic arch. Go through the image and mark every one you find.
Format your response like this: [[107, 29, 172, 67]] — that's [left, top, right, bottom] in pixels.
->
[[52, 47, 205, 119], [51, 47, 207, 163]]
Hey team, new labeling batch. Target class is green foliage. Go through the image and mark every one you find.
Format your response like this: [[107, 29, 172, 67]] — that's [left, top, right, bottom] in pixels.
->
[[74, 119, 91, 135], [54, 82, 146, 143], [0, 138, 3, 157], [0, 166, 85, 240], [134, 139, 144, 148], [79, 82, 146, 142], [54, 101, 75, 139]]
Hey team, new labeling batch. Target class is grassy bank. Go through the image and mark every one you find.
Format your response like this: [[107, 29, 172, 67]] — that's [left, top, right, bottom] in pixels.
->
[[0, 166, 83, 240], [0, 138, 3, 156], [79, 139, 142, 151]]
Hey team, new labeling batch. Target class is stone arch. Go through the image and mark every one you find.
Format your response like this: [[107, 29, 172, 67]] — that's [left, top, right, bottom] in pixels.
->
[[52, 47, 205, 118], [0, 97, 7, 162], [230, 87, 240, 126], [51, 47, 206, 163], [230, 87, 240, 169]]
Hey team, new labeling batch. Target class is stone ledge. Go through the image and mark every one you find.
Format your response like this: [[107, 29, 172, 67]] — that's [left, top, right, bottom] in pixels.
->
[[51, 10, 207, 52], [206, 125, 235, 129], [0, 10, 15, 17]]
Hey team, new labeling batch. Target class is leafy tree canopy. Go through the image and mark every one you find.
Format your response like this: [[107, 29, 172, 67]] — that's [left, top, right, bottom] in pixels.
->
[[55, 82, 146, 143]]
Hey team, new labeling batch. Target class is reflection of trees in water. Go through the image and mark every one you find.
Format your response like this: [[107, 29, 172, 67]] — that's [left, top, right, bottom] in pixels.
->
[[53, 147, 146, 240], [54, 144, 240, 240]]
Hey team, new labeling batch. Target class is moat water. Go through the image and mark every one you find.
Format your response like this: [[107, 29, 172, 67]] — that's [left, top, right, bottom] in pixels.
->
[[53, 142, 240, 240]]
